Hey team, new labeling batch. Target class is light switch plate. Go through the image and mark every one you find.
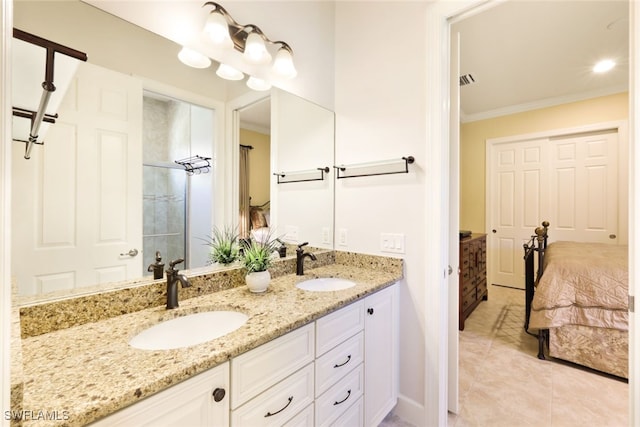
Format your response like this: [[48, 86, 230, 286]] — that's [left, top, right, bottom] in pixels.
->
[[381, 233, 405, 254], [322, 227, 331, 244], [338, 228, 348, 246]]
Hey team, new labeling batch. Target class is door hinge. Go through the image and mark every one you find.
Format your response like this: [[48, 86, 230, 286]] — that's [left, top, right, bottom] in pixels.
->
[[630, 295, 635, 313]]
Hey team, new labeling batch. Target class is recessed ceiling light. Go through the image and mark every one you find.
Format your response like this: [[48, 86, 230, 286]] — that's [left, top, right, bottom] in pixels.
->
[[593, 59, 616, 73]]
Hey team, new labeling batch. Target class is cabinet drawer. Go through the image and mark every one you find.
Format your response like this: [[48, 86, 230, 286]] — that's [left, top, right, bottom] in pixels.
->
[[462, 288, 476, 312], [315, 364, 364, 427], [231, 324, 314, 409], [231, 363, 314, 427], [333, 396, 363, 427], [282, 403, 314, 427], [315, 331, 364, 396], [316, 300, 364, 356], [477, 278, 487, 298], [461, 277, 475, 296]]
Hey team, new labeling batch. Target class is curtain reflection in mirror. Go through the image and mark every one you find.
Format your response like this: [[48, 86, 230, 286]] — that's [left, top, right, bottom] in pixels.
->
[[239, 145, 252, 238]]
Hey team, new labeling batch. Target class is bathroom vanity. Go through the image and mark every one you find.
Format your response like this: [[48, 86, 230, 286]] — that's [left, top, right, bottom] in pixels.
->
[[12, 252, 402, 427]]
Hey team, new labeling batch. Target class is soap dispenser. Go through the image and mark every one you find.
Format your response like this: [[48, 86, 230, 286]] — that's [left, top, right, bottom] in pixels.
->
[[277, 239, 287, 258], [147, 251, 165, 280]]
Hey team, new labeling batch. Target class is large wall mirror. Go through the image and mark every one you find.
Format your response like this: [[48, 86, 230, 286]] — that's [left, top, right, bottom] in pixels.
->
[[11, 0, 335, 300]]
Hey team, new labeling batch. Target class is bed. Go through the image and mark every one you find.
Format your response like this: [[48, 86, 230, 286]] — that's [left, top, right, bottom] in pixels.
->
[[523, 221, 629, 378], [249, 202, 270, 243]]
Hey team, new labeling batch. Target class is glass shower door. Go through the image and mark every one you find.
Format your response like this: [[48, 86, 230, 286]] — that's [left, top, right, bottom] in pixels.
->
[[143, 165, 186, 276]]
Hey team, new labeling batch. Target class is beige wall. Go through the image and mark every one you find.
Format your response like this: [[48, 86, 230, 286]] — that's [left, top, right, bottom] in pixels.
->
[[460, 92, 629, 232], [240, 129, 271, 207]]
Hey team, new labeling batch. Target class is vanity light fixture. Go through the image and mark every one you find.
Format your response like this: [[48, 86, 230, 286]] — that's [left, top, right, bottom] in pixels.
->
[[177, 1, 297, 89], [246, 76, 271, 91], [178, 47, 212, 69], [216, 63, 244, 80]]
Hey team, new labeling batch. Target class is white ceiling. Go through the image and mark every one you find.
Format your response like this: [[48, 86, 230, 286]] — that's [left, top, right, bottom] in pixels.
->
[[454, 0, 629, 122], [86, 0, 629, 128], [243, 1, 630, 130]]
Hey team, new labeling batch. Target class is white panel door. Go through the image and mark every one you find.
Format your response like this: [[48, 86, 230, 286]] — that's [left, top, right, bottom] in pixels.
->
[[488, 138, 547, 289], [487, 128, 622, 290], [548, 130, 619, 243], [12, 62, 142, 295]]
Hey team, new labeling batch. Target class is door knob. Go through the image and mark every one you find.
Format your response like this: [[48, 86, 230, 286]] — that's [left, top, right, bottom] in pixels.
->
[[609, 234, 617, 239], [120, 249, 139, 257]]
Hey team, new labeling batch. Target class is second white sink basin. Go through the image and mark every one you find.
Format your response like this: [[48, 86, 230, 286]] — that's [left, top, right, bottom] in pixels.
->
[[296, 277, 356, 292], [129, 311, 248, 350]]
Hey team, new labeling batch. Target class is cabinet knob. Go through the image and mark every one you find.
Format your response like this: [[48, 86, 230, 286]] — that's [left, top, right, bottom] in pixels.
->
[[212, 388, 226, 402], [367, 307, 374, 315]]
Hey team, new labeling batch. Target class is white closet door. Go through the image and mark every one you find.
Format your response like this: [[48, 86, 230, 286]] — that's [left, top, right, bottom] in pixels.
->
[[488, 138, 547, 289], [12, 62, 142, 295], [548, 130, 619, 243], [487, 127, 622, 289]]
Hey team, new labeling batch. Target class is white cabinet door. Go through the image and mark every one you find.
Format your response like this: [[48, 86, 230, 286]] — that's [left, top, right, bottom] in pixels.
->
[[89, 362, 229, 427], [364, 283, 399, 427]]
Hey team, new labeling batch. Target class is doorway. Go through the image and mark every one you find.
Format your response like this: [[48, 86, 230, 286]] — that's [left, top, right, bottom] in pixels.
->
[[142, 92, 216, 272], [450, 0, 637, 423]]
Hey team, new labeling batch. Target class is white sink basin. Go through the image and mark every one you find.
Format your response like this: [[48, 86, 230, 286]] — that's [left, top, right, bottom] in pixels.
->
[[296, 277, 356, 292], [129, 311, 248, 350]]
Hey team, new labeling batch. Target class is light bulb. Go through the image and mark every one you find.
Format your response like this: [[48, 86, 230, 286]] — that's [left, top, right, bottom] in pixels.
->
[[244, 32, 272, 65], [204, 10, 233, 49], [272, 47, 297, 79], [593, 59, 615, 73], [246, 76, 271, 91], [177, 47, 211, 69], [216, 63, 244, 81]]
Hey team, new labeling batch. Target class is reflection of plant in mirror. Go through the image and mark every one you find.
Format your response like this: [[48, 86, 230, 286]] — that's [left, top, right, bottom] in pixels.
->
[[205, 226, 240, 265], [241, 235, 281, 273]]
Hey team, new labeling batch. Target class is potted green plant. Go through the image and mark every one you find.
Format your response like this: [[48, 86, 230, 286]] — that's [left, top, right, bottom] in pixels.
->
[[204, 226, 240, 266], [241, 236, 280, 293]]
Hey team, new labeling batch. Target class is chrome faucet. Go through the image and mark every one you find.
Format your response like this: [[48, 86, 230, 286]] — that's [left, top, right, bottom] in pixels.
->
[[296, 242, 317, 276], [166, 258, 191, 309]]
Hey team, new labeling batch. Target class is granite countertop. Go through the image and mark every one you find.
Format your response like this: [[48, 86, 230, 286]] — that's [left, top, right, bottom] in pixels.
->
[[17, 261, 402, 426]]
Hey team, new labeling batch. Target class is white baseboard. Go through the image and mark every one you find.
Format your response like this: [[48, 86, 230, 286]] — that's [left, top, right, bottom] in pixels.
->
[[392, 394, 424, 426]]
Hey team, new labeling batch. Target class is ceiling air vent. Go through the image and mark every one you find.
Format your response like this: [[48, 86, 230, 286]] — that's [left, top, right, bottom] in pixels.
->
[[459, 74, 476, 87]]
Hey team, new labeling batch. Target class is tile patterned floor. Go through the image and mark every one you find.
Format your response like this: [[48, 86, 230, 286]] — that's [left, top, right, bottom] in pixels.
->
[[449, 285, 628, 427], [382, 285, 628, 427]]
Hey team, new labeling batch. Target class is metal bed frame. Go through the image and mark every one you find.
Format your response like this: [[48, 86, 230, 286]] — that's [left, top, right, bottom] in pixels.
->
[[523, 220, 550, 359]]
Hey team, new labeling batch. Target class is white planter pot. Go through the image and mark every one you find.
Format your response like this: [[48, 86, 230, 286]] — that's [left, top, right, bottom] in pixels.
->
[[245, 270, 271, 293]]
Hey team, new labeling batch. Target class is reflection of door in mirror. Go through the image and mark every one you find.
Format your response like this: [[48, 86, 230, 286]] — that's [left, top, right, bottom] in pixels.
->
[[12, 62, 142, 296], [142, 93, 215, 272], [238, 98, 271, 240]]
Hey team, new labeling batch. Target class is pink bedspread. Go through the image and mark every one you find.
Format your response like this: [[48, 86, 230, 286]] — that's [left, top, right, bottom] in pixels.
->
[[529, 241, 628, 330]]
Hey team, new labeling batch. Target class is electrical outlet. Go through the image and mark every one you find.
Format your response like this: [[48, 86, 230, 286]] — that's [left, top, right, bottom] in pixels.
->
[[322, 227, 331, 245], [284, 225, 299, 242], [338, 228, 348, 246], [381, 233, 405, 254]]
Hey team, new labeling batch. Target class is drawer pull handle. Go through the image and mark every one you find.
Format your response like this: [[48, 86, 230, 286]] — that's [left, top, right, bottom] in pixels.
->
[[334, 354, 351, 368], [367, 307, 374, 315], [264, 396, 293, 418], [334, 389, 351, 406]]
